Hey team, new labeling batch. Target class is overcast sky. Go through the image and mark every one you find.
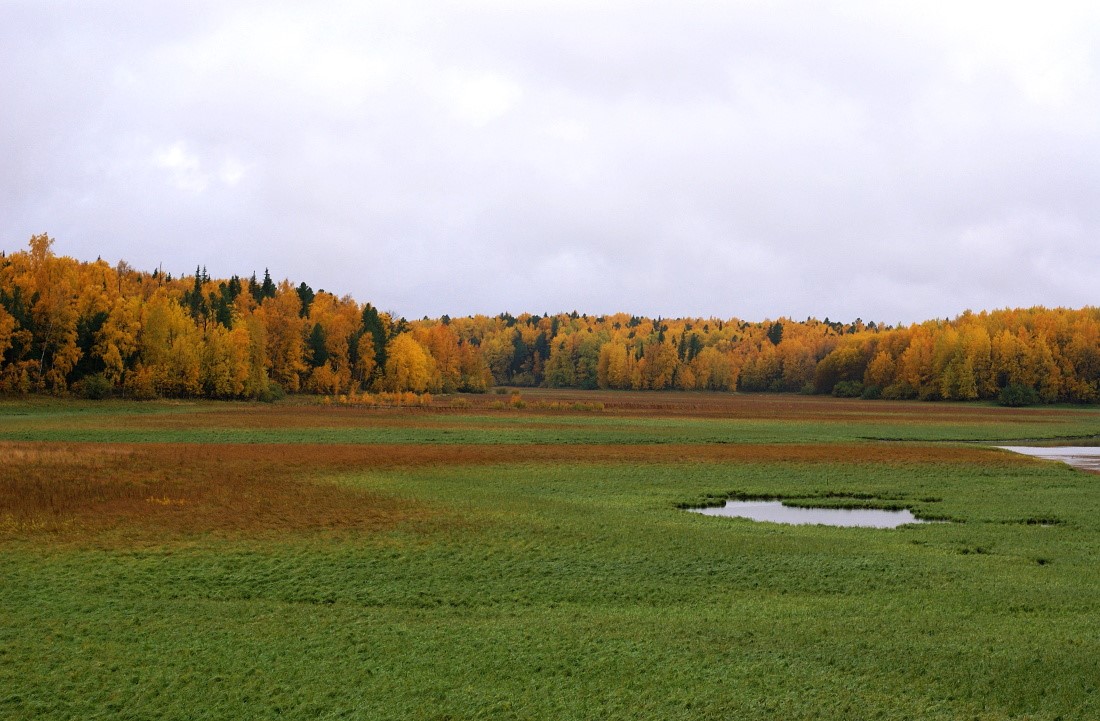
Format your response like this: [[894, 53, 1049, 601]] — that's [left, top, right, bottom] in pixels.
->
[[2, 1, 1098, 323]]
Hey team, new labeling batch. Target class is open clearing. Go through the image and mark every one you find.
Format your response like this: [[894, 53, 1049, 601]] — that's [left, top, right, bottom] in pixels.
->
[[1, 392, 1098, 720]]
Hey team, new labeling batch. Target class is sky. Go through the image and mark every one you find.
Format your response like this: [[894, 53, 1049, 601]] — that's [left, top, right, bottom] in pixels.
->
[[2, 0, 1098, 324]]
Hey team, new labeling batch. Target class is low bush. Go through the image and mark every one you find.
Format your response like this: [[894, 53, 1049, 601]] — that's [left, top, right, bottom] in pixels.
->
[[77, 373, 113, 400], [882, 381, 917, 400], [258, 382, 286, 403], [832, 380, 863, 398], [860, 385, 882, 400], [998, 383, 1040, 407]]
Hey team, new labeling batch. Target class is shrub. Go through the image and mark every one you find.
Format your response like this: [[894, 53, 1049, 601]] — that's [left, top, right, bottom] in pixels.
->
[[998, 383, 1040, 407], [882, 381, 917, 400], [258, 382, 286, 403], [78, 373, 113, 400], [832, 380, 863, 398], [860, 385, 883, 400]]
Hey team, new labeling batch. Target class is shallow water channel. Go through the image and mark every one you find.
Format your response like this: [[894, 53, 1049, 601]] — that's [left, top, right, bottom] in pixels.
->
[[997, 446, 1100, 472], [689, 501, 930, 528]]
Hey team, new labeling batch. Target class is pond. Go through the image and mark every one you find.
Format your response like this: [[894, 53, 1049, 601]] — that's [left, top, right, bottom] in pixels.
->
[[997, 446, 1100, 472], [689, 500, 932, 528]]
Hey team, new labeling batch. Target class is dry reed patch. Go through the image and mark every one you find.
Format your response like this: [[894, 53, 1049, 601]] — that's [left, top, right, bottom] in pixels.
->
[[0, 442, 442, 544], [2, 444, 136, 465]]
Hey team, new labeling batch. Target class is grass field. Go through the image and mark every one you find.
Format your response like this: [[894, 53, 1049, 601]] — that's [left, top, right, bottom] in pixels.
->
[[2, 392, 1099, 720]]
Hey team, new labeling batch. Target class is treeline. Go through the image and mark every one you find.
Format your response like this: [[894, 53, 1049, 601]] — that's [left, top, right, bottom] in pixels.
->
[[2, 236, 1098, 404]]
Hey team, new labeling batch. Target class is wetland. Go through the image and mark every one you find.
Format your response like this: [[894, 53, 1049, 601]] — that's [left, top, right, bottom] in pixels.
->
[[1, 391, 1098, 720]]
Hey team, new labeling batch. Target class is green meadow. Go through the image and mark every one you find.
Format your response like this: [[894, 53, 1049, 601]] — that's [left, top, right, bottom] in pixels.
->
[[1, 393, 1098, 720]]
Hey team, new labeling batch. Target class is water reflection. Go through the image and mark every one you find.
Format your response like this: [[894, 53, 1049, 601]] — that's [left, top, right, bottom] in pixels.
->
[[689, 500, 931, 528], [997, 446, 1100, 472]]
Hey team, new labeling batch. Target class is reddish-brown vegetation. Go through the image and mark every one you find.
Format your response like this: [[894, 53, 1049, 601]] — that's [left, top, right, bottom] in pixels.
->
[[0, 442, 445, 544]]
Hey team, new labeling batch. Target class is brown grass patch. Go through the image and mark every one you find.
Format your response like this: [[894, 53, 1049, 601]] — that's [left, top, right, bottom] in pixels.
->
[[0, 442, 443, 545], [327, 441, 1029, 467]]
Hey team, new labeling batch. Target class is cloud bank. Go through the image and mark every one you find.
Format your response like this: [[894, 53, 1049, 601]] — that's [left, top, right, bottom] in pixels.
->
[[3, 0, 1098, 322]]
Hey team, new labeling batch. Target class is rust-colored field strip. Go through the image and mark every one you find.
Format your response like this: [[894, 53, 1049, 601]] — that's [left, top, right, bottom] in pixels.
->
[[0, 442, 443, 544], [228, 441, 1023, 467], [0, 440, 1028, 544]]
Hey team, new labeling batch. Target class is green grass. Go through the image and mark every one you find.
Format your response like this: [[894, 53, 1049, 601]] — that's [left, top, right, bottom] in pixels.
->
[[2, 396, 1099, 719]]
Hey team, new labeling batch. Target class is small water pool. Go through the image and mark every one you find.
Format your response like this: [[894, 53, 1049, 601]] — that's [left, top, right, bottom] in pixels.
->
[[997, 446, 1100, 472], [689, 500, 932, 528]]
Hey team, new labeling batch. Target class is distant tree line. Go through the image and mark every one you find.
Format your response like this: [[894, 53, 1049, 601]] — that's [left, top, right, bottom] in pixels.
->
[[1, 236, 1098, 404]]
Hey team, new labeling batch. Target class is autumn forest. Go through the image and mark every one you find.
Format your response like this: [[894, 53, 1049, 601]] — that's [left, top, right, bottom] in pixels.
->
[[1, 235, 1098, 404]]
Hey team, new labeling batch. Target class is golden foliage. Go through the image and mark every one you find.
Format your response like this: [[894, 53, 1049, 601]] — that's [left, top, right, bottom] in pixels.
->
[[1, 236, 1097, 403]]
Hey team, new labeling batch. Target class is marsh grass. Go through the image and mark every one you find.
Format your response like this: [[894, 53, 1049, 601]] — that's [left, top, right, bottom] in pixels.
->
[[1, 393, 1098, 720]]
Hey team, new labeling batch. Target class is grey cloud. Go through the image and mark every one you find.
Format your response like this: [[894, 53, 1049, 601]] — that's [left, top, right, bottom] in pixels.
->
[[2, 1, 1098, 323]]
